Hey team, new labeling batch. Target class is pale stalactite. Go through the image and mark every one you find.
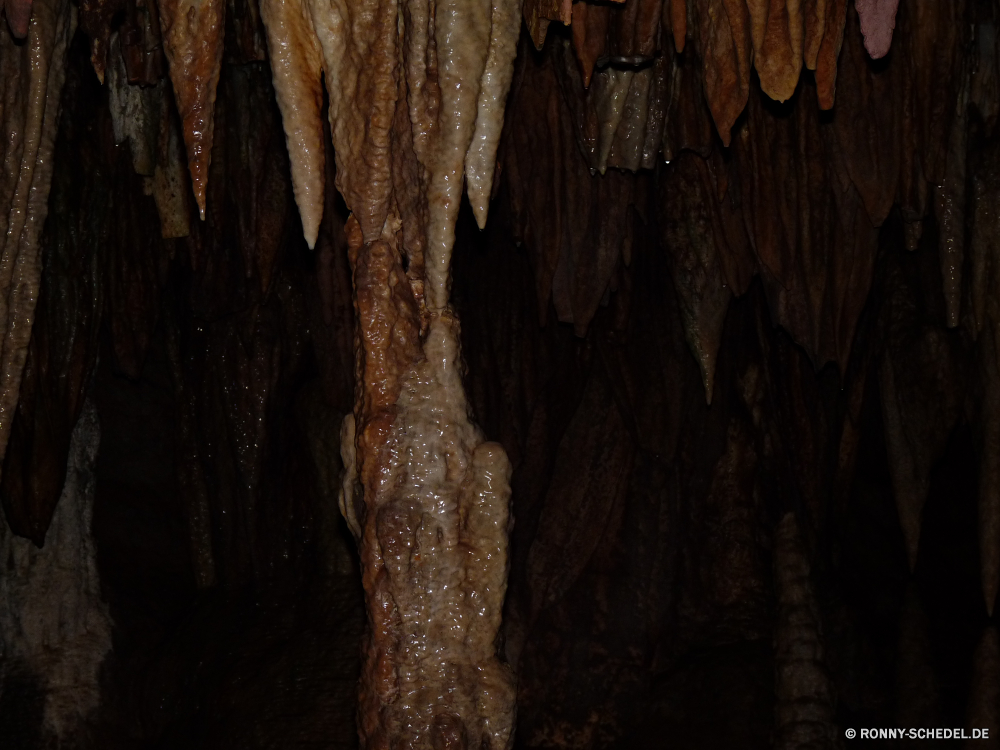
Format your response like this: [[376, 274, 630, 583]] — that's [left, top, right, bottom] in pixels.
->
[[773, 512, 839, 750], [0, 0, 75, 481], [465, 0, 523, 228], [422, 0, 492, 309], [0, 399, 113, 744], [854, 0, 898, 60], [259, 0, 325, 248], [309, 0, 399, 244], [158, 0, 225, 220]]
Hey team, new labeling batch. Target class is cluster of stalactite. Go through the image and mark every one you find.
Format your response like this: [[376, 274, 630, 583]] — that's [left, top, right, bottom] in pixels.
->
[[3, 0, 1000, 747]]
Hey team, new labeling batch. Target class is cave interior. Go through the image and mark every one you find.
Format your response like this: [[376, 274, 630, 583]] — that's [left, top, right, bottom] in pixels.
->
[[0, 0, 998, 747]]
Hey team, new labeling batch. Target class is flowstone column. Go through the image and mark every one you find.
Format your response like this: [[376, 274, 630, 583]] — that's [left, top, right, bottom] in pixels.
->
[[257, 0, 523, 743]]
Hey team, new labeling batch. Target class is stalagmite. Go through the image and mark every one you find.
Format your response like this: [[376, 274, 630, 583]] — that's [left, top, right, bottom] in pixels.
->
[[158, 0, 225, 219], [346, 218, 516, 747], [0, 0, 75, 479], [773, 512, 839, 750], [854, 0, 898, 60], [465, 0, 522, 228], [965, 627, 1000, 750]]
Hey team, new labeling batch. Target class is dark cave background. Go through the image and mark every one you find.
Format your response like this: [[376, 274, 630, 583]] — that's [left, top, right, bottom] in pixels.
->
[[0, 4, 995, 748]]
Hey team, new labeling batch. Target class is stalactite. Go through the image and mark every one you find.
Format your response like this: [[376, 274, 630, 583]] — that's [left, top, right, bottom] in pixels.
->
[[829, 3, 899, 228], [0, 92, 105, 544], [522, 0, 570, 50], [692, 0, 752, 145], [773, 512, 839, 750], [465, 0, 521, 228], [571, 1, 609, 88], [259, 0, 325, 248], [854, 0, 898, 60], [151, 88, 194, 239], [0, 0, 75, 481], [735, 76, 878, 371], [814, 0, 846, 109], [668, 0, 686, 52], [107, 32, 160, 176], [505, 39, 641, 335], [79, 0, 123, 82], [3, 0, 34, 37], [661, 152, 731, 405], [746, 0, 803, 103], [158, 0, 225, 218]]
